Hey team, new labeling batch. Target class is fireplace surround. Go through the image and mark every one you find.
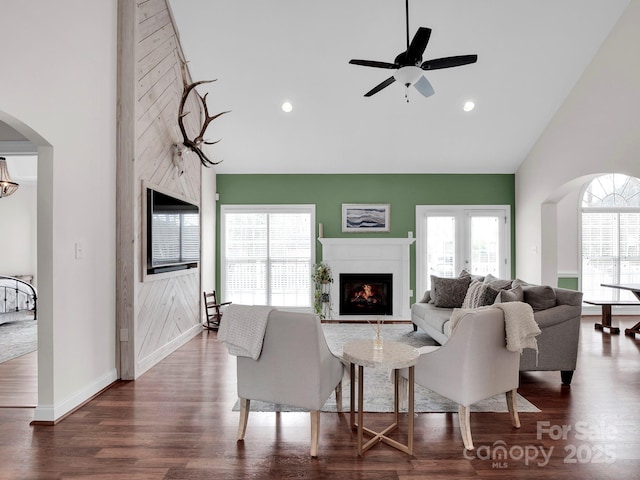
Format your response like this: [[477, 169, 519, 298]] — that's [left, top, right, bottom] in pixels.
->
[[319, 237, 415, 320]]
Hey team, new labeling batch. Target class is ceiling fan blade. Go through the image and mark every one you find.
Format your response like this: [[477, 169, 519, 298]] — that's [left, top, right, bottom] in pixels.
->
[[413, 75, 435, 97], [421, 54, 478, 70], [349, 59, 398, 69], [406, 27, 432, 63], [364, 76, 396, 97]]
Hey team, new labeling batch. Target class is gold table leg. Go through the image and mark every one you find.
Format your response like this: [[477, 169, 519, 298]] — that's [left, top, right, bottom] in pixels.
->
[[352, 364, 415, 456], [350, 362, 355, 428]]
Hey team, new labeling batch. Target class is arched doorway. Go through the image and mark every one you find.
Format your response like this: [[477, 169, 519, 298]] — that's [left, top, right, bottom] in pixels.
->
[[0, 134, 37, 406], [0, 111, 53, 413]]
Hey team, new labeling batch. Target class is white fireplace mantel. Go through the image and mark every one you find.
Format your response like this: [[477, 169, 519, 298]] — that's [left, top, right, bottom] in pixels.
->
[[319, 237, 416, 320]]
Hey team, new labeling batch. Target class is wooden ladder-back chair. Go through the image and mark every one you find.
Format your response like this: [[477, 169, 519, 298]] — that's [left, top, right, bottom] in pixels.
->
[[203, 291, 231, 330]]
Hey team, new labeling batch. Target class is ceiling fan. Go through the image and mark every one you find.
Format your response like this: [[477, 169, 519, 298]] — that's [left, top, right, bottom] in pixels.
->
[[349, 0, 478, 100]]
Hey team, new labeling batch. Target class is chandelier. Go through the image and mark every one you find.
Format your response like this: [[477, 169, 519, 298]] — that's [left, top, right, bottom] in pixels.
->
[[0, 157, 19, 198]]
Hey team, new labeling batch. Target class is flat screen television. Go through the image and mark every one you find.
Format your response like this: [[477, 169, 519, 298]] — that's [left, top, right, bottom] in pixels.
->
[[146, 187, 200, 275]]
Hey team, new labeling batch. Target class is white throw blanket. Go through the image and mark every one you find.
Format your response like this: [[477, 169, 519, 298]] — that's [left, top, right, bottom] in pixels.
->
[[493, 302, 541, 354], [217, 304, 274, 360]]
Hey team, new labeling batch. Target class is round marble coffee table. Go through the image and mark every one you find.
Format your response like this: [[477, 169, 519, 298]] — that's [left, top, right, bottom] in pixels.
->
[[342, 340, 420, 456]]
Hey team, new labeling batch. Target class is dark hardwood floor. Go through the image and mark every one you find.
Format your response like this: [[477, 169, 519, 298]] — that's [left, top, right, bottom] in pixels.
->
[[1, 316, 639, 479], [0, 350, 37, 407]]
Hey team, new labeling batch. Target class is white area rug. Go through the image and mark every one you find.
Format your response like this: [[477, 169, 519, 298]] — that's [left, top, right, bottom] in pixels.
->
[[233, 323, 540, 413], [0, 317, 37, 364]]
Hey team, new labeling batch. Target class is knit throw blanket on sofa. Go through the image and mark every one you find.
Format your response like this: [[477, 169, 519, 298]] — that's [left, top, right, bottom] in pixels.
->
[[493, 302, 541, 353], [451, 302, 541, 354]]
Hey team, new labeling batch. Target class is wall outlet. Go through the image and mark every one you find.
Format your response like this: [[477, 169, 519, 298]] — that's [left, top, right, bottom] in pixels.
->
[[74, 242, 83, 260]]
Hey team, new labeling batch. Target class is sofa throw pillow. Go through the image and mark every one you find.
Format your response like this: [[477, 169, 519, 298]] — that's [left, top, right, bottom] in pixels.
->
[[483, 285, 501, 305], [431, 275, 471, 308], [494, 285, 524, 303], [458, 269, 485, 282], [483, 273, 513, 290], [462, 281, 500, 308], [419, 290, 431, 303], [523, 285, 556, 311], [462, 281, 485, 308]]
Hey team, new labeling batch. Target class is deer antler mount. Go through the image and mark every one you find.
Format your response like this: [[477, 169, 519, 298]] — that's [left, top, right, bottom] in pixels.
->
[[178, 80, 229, 167]]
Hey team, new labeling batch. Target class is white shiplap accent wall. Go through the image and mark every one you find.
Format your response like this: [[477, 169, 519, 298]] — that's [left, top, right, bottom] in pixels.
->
[[118, 0, 203, 380]]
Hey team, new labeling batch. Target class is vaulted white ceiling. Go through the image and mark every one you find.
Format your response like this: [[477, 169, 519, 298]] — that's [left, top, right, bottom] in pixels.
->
[[168, 0, 630, 174], [0, 1, 631, 179]]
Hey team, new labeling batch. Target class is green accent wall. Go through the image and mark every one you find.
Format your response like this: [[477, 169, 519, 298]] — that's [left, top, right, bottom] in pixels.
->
[[557, 277, 579, 290], [216, 174, 515, 304]]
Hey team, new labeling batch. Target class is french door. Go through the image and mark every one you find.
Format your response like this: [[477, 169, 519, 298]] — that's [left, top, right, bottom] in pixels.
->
[[415, 206, 511, 296]]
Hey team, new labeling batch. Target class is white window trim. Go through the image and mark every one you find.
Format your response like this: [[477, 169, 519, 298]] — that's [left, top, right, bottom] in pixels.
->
[[220, 204, 316, 310], [415, 205, 511, 299]]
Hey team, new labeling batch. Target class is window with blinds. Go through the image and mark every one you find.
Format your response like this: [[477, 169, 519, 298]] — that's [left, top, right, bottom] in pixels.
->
[[581, 174, 640, 301], [221, 205, 315, 308]]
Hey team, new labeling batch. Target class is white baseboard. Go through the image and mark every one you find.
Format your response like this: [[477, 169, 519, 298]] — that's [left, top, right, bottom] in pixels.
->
[[33, 368, 118, 422], [135, 323, 202, 378], [33, 324, 202, 423]]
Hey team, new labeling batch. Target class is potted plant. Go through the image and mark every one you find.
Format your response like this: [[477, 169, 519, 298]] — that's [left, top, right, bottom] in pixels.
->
[[312, 262, 333, 319]]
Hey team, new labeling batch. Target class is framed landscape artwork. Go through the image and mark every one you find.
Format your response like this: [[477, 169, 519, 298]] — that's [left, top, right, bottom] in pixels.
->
[[342, 204, 390, 232]]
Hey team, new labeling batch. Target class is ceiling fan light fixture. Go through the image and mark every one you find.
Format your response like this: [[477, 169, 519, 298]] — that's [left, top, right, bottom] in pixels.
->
[[394, 66, 422, 87]]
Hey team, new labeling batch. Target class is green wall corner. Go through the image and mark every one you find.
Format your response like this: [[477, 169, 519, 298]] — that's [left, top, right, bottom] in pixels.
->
[[557, 276, 579, 290]]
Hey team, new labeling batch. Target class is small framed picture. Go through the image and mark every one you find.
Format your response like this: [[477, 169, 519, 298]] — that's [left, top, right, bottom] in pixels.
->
[[342, 204, 390, 233]]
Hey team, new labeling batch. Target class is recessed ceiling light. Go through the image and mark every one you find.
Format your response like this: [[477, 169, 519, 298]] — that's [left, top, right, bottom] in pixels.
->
[[282, 101, 293, 113], [463, 100, 475, 112]]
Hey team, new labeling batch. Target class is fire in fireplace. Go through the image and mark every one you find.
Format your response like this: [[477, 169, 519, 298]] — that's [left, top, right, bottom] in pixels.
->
[[339, 273, 392, 316]]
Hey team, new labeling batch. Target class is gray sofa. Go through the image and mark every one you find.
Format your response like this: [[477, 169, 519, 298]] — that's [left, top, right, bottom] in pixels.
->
[[411, 277, 583, 385]]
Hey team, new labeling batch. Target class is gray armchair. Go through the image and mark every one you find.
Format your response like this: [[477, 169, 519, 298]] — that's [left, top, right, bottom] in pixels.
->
[[235, 309, 345, 457], [400, 307, 521, 450]]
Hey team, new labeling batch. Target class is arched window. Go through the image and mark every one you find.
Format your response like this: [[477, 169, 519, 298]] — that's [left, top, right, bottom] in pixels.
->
[[581, 174, 640, 301]]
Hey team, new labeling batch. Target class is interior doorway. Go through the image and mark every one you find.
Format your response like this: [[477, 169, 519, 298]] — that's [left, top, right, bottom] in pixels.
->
[[0, 111, 53, 411]]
